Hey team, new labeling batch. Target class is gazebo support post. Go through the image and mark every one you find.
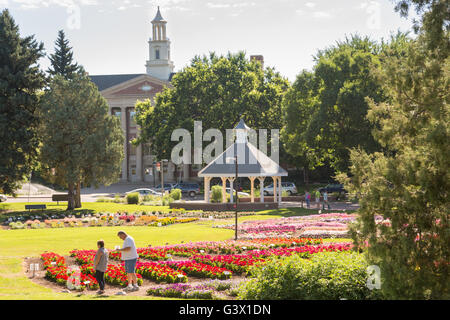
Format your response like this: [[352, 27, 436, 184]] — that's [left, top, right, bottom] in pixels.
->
[[221, 177, 227, 203], [278, 177, 282, 205], [229, 178, 235, 203], [250, 177, 256, 203], [259, 177, 265, 203], [272, 176, 277, 204], [204, 177, 211, 203]]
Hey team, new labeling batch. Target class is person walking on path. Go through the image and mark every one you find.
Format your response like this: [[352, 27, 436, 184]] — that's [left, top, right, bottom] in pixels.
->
[[323, 191, 331, 210], [116, 231, 139, 292], [305, 191, 311, 208], [315, 190, 321, 209], [93, 240, 108, 295]]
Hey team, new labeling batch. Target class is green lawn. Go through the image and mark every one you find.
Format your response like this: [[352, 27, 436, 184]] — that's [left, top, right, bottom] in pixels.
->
[[0, 204, 352, 300], [0, 222, 233, 300]]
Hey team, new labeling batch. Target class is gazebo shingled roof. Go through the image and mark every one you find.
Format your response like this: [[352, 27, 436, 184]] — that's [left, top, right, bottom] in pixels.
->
[[197, 120, 287, 205], [197, 142, 287, 177]]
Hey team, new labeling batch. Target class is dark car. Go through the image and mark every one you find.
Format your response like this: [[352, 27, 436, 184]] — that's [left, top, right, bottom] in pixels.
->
[[173, 183, 201, 197], [318, 184, 347, 195], [154, 184, 177, 192]]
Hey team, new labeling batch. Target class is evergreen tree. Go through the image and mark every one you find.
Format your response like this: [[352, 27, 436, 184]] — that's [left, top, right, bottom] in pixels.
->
[[40, 73, 124, 210], [337, 24, 449, 300], [47, 30, 80, 79], [0, 9, 45, 195], [46, 29, 84, 206]]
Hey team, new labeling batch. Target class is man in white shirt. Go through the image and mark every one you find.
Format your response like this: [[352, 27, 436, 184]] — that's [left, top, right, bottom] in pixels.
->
[[116, 231, 139, 292]]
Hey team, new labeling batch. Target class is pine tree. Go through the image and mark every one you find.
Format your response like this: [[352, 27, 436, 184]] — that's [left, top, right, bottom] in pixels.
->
[[337, 24, 449, 300], [47, 30, 80, 79], [0, 9, 45, 195], [40, 73, 124, 210]]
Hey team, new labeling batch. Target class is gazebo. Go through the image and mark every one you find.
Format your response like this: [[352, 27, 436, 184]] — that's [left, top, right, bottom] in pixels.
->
[[198, 120, 288, 205]]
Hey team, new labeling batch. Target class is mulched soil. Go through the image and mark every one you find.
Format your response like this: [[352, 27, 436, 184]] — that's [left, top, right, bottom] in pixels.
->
[[23, 254, 245, 299]]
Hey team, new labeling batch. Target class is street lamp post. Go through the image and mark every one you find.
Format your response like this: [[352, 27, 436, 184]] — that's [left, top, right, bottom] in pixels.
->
[[234, 155, 238, 241], [227, 156, 238, 241], [161, 159, 168, 195]]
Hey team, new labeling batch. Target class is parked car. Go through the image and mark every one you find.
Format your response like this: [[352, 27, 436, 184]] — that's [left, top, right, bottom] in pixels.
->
[[173, 183, 201, 197], [318, 184, 347, 194], [125, 188, 162, 197], [0, 194, 7, 202], [225, 188, 250, 197], [154, 183, 177, 193], [263, 182, 298, 196]]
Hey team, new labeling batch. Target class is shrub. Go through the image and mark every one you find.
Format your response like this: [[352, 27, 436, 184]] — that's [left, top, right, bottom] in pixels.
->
[[126, 192, 140, 204], [211, 186, 223, 203], [170, 188, 182, 201], [162, 194, 174, 206], [238, 252, 383, 300], [114, 194, 124, 203], [9, 222, 25, 229]]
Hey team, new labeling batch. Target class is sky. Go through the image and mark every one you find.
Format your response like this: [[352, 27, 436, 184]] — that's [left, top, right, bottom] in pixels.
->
[[2, 0, 418, 82]]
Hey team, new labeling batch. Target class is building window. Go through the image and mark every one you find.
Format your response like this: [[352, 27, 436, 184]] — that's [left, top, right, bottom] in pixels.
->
[[131, 166, 136, 176], [145, 167, 153, 176], [129, 109, 137, 128], [143, 143, 152, 156], [112, 108, 121, 118], [155, 49, 160, 60], [129, 143, 137, 156]]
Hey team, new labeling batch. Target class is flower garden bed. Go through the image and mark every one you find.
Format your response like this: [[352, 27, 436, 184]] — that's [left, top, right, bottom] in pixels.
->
[[214, 213, 357, 239], [3, 209, 260, 230], [33, 237, 352, 299]]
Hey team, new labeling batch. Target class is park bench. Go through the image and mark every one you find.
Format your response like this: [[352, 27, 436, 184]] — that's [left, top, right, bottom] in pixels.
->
[[52, 194, 69, 205], [25, 204, 47, 212]]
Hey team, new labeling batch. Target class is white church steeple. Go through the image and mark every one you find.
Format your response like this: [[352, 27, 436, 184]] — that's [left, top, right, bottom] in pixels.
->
[[146, 6, 174, 81]]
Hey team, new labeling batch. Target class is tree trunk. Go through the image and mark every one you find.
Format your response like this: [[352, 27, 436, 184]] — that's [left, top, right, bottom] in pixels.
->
[[67, 183, 75, 211], [75, 181, 82, 208]]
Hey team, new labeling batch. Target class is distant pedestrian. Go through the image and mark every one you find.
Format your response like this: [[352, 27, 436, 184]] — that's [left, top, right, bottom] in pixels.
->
[[323, 191, 331, 210], [93, 240, 108, 295], [315, 190, 321, 209], [305, 191, 311, 208], [116, 231, 139, 292]]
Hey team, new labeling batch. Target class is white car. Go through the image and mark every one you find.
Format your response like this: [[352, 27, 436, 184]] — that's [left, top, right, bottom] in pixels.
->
[[125, 188, 163, 197], [225, 188, 250, 197], [263, 182, 298, 196], [0, 194, 7, 202]]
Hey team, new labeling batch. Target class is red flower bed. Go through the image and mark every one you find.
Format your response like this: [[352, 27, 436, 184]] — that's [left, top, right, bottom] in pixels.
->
[[165, 261, 233, 280], [69, 249, 96, 265], [135, 261, 187, 283], [105, 264, 143, 287], [108, 251, 122, 261], [137, 248, 168, 261], [119, 215, 136, 222], [41, 252, 65, 269], [43, 253, 99, 291]]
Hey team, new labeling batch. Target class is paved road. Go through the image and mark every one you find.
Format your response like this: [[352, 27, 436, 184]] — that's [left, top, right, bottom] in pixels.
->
[[5, 182, 360, 211]]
